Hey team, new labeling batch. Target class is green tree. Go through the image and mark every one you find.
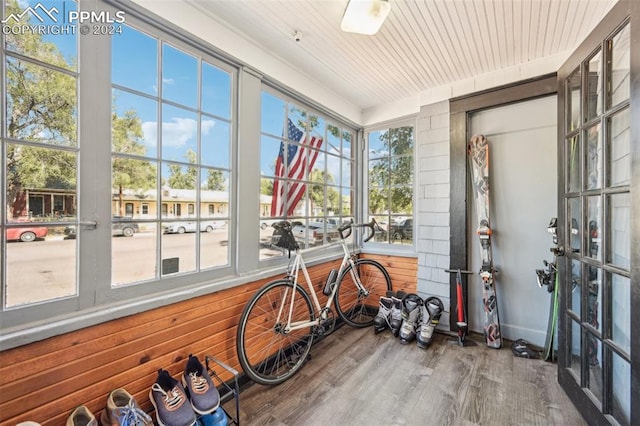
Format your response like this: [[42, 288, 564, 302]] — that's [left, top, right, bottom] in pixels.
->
[[168, 149, 197, 189], [4, 0, 77, 217], [368, 126, 414, 216], [260, 178, 273, 196], [112, 109, 156, 216], [203, 169, 226, 191], [309, 169, 339, 214]]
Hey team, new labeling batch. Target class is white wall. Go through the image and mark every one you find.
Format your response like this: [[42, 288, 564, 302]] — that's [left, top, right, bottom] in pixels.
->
[[415, 101, 452, 328], [469, 96, 557, 346]]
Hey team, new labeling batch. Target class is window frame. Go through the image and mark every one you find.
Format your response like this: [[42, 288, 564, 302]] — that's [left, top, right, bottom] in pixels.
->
[[258, 84, 359, 265], [0, 0, 362, 348], [0, 2, 238, 342], [363, 118, 417, 254]]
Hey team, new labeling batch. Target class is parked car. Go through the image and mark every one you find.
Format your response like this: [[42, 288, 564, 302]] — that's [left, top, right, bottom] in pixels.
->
[[292, 221, 340, 246], [270, 220, 343, 247], [112, 218, 140, 237], [64, 216, 139, 238], [163, 220, 224, 234], [6, 225, 48, 242], [390, 218, 413, 241], [260, 220, 277, 230], [373, 221, 388, 242]]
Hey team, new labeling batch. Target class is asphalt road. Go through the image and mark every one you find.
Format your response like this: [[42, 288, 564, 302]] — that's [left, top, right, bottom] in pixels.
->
[[4, 230, 232, 307]]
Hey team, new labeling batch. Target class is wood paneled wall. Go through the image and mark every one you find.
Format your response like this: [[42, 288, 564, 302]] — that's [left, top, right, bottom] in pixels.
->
[[0, 255, 416, 425]]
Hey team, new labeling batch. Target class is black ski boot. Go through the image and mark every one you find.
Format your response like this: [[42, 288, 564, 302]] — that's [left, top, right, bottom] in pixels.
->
[[416, 296, 444, 349], [389, 290, 406, 337], [398, 293, 423, 344], [373, 294, 393, 334]]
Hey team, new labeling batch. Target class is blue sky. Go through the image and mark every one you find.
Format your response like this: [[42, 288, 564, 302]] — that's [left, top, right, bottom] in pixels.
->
[[11, 0, 77, 68], [12, 1, 351, 196], [110, 24, 233, 172]]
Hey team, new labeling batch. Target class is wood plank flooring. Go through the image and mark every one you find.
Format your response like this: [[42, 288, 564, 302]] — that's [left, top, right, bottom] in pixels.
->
[[225, 326, 586, 426]]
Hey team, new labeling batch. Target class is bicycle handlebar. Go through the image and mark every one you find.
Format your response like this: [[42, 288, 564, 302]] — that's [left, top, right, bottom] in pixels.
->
[[272, 218, 379, 245], [338, 218, 378, 243]]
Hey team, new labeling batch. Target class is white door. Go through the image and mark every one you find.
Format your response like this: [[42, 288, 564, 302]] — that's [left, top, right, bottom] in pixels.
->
[[468, 95, 557, 346]]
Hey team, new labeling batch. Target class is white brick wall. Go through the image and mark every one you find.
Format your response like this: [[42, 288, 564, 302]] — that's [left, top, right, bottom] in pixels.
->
[[416, 100, 452, 329]]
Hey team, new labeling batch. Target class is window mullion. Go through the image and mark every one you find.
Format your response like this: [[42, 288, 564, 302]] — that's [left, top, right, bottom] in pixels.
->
[[78, 21, 114, 307]]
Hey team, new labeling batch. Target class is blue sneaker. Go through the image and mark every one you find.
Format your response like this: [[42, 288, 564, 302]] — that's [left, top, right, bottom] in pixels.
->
[[150, 369, 197, 426], [182, 354, 220, 415], [196, 409, 228, 426]]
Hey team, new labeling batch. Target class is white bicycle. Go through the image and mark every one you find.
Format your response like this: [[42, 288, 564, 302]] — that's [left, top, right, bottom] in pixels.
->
[[236, 219, 392, 385]]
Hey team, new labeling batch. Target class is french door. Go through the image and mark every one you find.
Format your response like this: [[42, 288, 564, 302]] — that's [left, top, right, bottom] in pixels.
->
[[557, 1, 638, 425]]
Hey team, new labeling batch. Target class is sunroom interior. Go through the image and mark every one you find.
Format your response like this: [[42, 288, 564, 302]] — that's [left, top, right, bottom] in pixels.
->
[[0, 0, 638, 425]]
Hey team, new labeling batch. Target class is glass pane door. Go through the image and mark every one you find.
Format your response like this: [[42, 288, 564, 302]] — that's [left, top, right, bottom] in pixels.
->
[[560, 20, 632, 426]]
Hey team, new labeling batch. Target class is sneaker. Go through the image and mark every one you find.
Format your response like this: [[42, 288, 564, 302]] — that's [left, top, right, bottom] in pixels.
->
[[197, 409, 228, 426], [101, 388, 153, 426], [416, 296, 444, 349], [398, 293, 423, 344], [182, 354, 221, 415], [389, 290, 407, 337], [67, 405, 97, 426], [373, 294, 393, 334], [150, 369, 197, 426]]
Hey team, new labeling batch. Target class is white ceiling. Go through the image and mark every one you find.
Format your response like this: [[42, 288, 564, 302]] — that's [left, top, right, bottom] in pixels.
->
[[182, 0, 617, 116]]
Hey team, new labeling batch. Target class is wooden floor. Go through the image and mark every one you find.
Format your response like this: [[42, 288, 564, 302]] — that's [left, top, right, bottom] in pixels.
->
[[225, 326, 586, 426]]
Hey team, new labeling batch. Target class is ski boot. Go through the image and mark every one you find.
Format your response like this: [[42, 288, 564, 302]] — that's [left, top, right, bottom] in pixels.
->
[[416, 296, 444, 349], [398, 293, 423, 344], [389, 290, 406, 337], [373, 293, 393, 334]]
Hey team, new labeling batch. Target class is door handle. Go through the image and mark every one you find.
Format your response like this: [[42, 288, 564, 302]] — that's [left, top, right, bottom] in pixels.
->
[[78, 220, 98, 229]]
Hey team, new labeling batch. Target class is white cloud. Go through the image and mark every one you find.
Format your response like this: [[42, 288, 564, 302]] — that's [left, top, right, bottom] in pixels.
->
[[201, 119, 215, 135], [162, 77, 175, 85], [162, 117, 198, 147], [142, 117, 214, 148], [141, 121, 157, 146]]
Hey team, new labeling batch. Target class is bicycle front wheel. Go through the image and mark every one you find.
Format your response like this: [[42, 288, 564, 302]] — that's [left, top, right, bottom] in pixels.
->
[[236, 279, 315, 385], [334, 259, 392, 327]]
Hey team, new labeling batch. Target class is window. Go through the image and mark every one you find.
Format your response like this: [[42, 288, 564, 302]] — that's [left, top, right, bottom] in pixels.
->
[[3, 0, 79, 308], [111, 23, 233, 281], [259, 89, 354, 259], [0, 0, 358, 344], [1, 1, 237, 334], [366, 124, 415, 245]]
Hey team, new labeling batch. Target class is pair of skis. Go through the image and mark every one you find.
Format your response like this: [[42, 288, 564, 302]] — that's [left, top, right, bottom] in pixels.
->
[[468, 135, 502, 349], [447, 135, 502, 349], [535, 218, 560, 361]]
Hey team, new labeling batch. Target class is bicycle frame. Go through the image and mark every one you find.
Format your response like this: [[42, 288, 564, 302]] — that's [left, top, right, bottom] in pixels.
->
[[281, 235, 365, 334]]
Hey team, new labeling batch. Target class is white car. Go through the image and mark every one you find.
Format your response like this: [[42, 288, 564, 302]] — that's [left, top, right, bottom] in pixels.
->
[[260, 220, 278, 230], [292, 221, 340, 246], [163, 220, 224, 234]]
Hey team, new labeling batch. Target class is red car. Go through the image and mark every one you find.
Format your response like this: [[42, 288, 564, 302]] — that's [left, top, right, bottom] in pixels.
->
[[6, 226, 48, 242]]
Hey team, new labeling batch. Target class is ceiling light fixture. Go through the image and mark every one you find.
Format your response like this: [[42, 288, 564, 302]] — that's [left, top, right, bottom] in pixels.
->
[[340, 0, 390, 35]]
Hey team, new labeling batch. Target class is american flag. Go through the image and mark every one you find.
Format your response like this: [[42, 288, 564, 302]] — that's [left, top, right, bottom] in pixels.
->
[[270, 118, 323, 216]]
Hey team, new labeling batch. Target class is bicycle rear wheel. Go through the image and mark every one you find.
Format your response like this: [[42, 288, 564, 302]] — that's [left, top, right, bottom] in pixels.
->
[[334, 259, 392, 327], [236, 279, 315, 385]]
